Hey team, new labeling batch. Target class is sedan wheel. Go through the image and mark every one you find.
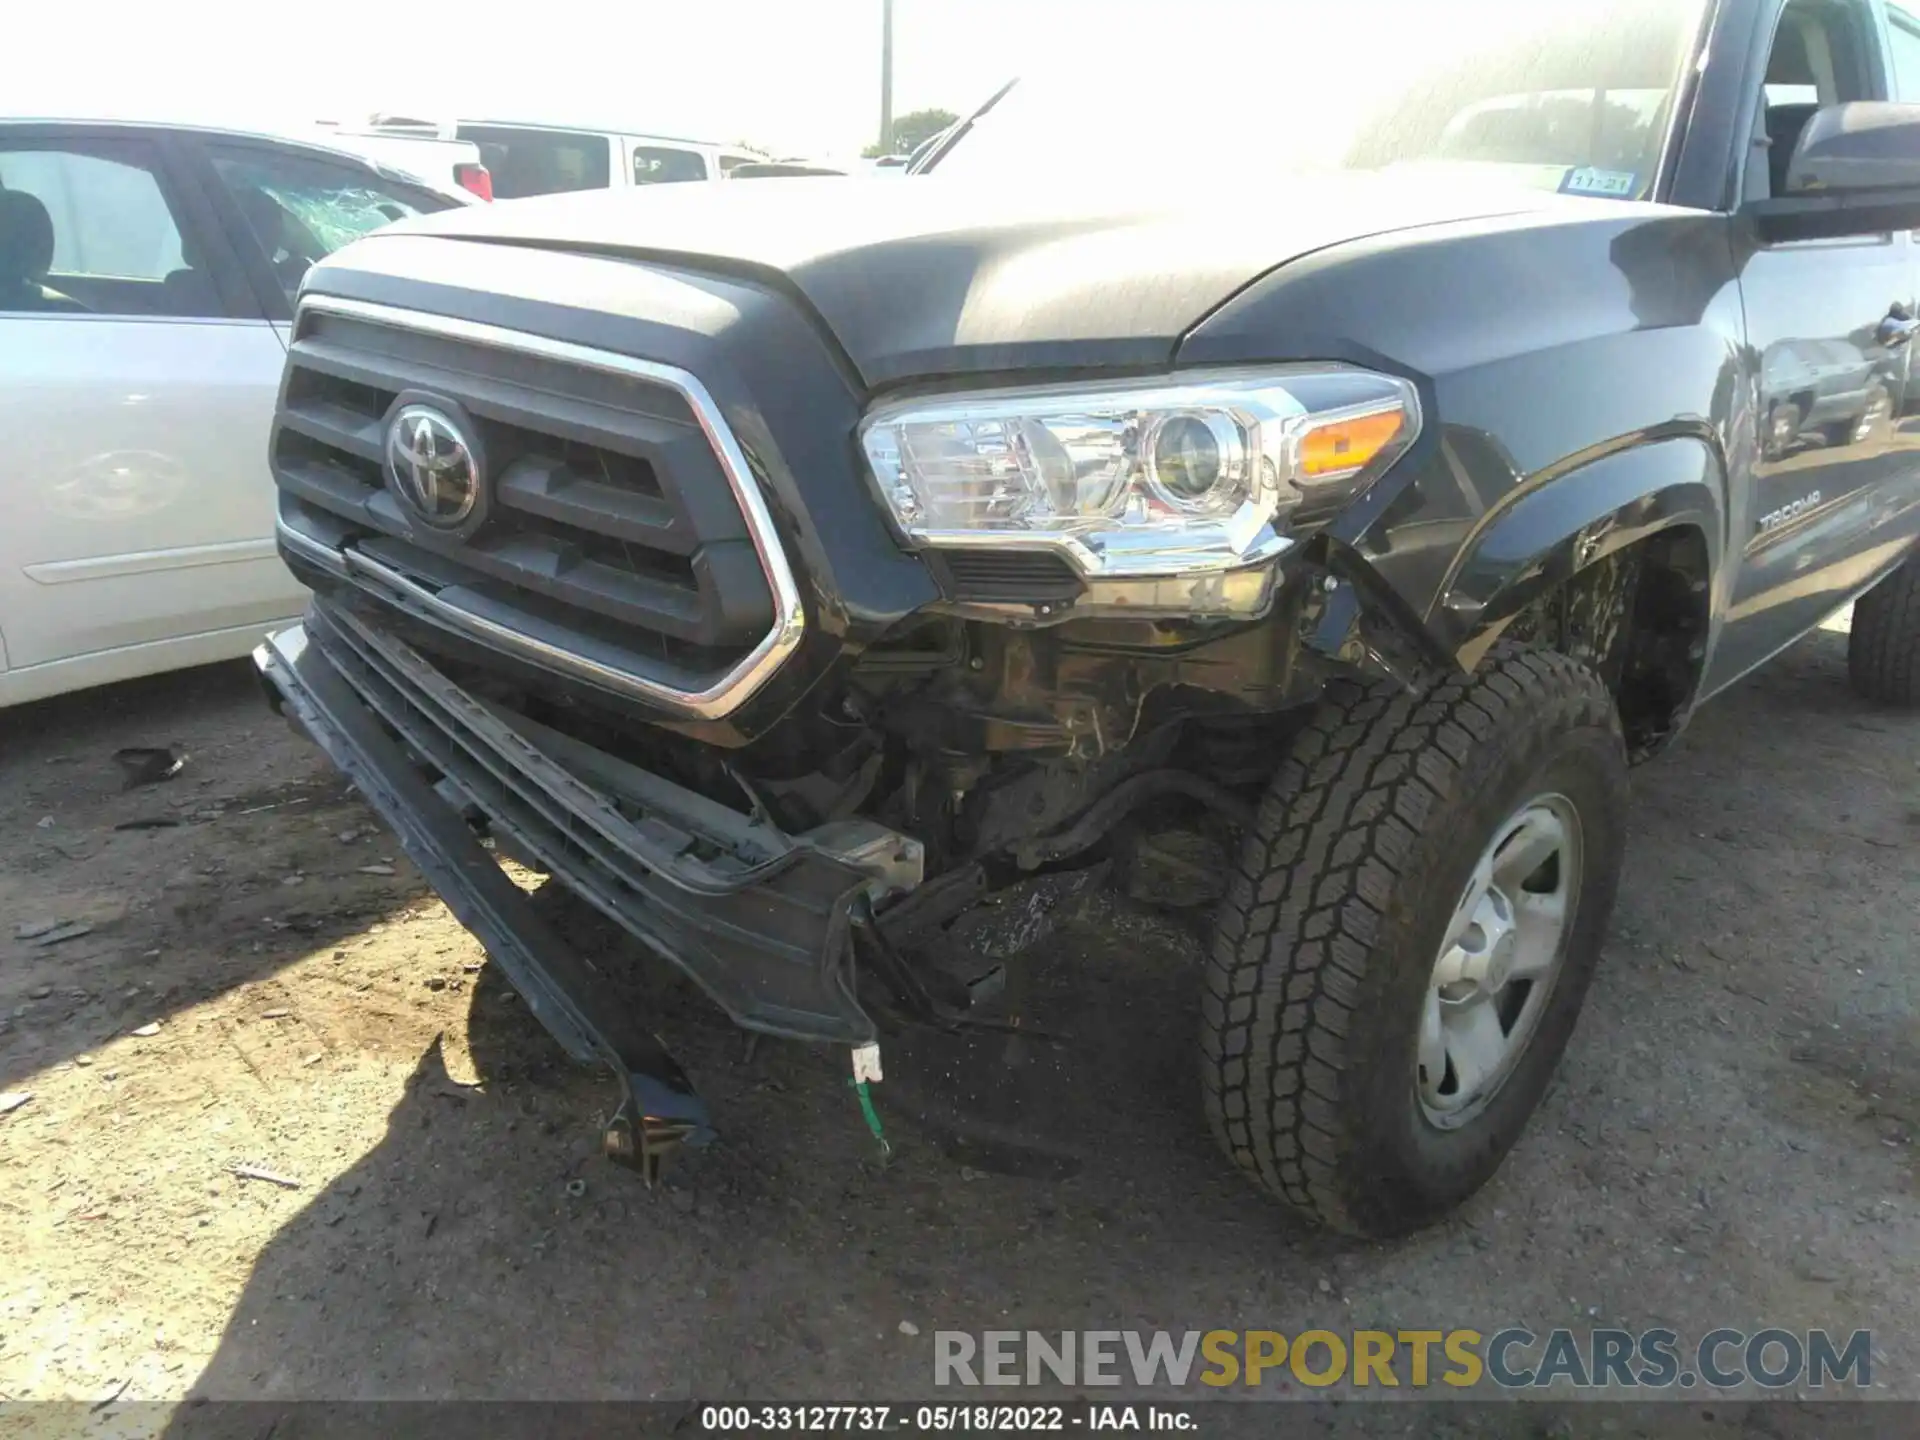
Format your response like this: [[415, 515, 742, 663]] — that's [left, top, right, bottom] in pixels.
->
[[1849, 385, 1893, 446], [1766, 402, 1800, 458]]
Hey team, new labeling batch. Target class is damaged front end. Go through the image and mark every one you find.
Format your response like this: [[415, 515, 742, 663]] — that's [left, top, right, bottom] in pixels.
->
[[252, 283, 1456, 1177], [256, 532, 1444, 1178]]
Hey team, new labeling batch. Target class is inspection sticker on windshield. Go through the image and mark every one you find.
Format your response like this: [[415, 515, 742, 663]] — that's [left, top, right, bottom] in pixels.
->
[[1559, 167, 1638, 198]]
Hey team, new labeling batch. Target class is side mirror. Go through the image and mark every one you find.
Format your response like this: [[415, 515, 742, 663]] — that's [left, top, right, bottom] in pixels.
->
[[1747, 102, 1920, 242]]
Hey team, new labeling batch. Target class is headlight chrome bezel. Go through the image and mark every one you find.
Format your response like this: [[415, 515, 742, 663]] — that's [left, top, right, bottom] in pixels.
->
[[858, 366, 1422, 619]]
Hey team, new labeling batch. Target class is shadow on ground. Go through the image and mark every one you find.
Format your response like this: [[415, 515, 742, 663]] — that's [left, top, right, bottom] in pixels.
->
[[0, 660, 429, 1089], [169, 885, 1306, 1402]]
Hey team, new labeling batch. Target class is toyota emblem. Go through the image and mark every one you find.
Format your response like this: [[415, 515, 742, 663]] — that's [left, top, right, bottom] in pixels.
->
[[385, 404, 481, 529]]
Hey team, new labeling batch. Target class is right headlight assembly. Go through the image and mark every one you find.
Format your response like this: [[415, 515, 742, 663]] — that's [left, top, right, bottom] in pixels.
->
[[858, 366, 1421, 618]]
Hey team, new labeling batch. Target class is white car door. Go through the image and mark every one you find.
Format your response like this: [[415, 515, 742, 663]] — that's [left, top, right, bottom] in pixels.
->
[[0, 126, 299, 699]]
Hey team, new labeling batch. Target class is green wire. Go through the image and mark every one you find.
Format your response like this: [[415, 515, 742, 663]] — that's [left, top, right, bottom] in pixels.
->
[[851, 1078, 892, 1161]]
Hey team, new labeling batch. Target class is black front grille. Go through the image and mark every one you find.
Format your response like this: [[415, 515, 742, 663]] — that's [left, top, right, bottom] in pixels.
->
[[272, 304, 781, 691]]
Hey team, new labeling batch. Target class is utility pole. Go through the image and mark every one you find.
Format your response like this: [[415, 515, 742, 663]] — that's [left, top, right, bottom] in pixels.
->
[[878, 0, 895, 154]]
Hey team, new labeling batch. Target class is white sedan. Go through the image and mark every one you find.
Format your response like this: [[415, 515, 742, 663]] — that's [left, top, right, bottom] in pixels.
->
[[0, 118, 468, 706]]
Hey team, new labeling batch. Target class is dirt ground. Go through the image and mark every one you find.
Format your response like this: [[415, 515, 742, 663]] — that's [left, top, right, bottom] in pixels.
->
[[0, 615, 1916, 1423]]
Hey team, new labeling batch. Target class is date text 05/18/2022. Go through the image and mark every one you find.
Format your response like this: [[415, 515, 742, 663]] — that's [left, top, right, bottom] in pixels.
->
[[698, 1404, 1194, 1433]]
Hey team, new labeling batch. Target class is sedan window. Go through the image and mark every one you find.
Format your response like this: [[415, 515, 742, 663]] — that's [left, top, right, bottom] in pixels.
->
[[0, 141, 215, 317], [207, 144, 447, 301]]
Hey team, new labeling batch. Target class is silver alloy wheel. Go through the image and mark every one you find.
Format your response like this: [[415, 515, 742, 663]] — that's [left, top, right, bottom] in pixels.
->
[[1416, 794, 1584, 1128], [1769, 404, 1799, 455]]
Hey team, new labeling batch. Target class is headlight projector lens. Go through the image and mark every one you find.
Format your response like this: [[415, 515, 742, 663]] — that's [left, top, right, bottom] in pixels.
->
[[1147, 412, 1243, 510]]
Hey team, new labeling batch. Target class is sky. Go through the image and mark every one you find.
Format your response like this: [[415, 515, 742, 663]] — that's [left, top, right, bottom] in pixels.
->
[[14, 0, 1687, 169], [10, 0, 1118, 164]]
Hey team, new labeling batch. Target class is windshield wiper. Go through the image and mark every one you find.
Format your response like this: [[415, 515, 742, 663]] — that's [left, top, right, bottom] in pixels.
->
[[910, 77, 1020, 175]]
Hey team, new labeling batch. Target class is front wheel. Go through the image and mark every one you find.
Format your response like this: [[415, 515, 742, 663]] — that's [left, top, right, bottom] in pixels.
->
[[1200, 648, 1628, 1237]]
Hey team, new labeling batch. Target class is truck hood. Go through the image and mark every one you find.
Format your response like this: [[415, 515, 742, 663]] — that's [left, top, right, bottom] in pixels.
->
[[382, 175, 1557, 388]]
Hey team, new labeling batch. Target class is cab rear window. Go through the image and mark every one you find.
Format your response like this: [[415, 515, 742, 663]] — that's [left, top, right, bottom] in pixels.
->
[[457, 126, 611, 199]]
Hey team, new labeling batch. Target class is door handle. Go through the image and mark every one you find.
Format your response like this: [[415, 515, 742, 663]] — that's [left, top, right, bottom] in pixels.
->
[[1880, 313, 1918, 347]]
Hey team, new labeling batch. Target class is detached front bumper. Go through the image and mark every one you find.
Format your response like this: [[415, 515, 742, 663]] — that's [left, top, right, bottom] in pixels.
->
[[253, 601, 919, 1170]]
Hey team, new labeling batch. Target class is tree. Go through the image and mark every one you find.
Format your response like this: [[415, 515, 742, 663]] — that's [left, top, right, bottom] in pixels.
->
[[863, 107, 958, 158]]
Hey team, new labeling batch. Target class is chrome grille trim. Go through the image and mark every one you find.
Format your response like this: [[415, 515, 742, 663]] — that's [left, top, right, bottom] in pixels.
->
[[279, 295, 805, 721]]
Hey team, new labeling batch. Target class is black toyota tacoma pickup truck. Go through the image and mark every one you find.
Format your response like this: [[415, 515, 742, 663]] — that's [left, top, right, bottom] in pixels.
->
[[255, 0, 1920, 1236]]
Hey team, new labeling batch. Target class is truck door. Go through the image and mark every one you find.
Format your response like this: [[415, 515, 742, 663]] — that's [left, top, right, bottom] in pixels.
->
[[1712, 0, 1920, 689]]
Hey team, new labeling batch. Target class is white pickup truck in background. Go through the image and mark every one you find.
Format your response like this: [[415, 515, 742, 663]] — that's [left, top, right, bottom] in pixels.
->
[[346, 115, 788, 197], [311, 118, 494, 199]]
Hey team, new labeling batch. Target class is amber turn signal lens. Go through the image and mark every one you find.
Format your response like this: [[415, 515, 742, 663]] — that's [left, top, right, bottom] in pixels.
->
[[1300, 409, 1408, 479]]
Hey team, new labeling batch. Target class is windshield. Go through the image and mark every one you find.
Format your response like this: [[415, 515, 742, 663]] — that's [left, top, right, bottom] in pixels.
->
[[928, 0, 1707, 201]]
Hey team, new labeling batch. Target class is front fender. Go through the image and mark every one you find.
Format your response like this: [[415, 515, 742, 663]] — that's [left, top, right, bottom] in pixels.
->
[[1427, 435, 1726, 666]]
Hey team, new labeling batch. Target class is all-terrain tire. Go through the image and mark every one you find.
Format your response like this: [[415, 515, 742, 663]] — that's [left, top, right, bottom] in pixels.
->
[[1847, 556, 1920, 706], [1200, 646, 1629, 1237]]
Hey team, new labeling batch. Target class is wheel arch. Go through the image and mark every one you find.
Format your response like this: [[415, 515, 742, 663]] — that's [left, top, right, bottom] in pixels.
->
[[1432, 435, 1726, 757]]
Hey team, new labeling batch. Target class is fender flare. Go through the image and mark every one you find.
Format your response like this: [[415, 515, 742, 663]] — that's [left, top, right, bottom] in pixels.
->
[[1426, 434, 1726, 668]]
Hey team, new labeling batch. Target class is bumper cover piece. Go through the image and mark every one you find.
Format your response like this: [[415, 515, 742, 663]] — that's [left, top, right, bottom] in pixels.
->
[[254, 616, 713, 1170], [254, 602, 901, 1167]]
